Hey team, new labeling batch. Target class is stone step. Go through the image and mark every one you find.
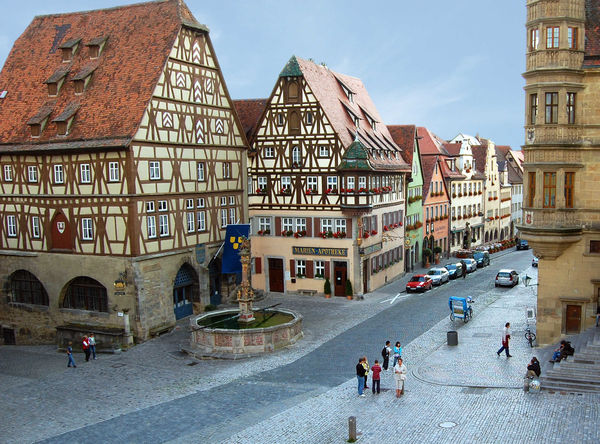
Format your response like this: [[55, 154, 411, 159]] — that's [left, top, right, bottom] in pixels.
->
[[546, 370, 600, 381], [543, 374, 600, 385], [541, 381, 600, 394]]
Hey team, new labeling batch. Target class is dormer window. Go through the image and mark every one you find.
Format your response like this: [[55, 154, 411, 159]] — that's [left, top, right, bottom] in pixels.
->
[[336, 78, 355, 103], [86, 36, 108, 59], [44, 67, 69, 97], [52, 103, 80, 136], [72, 63, 97, 95], [27, 104, 54, 138], [59, 38, 81, 62]]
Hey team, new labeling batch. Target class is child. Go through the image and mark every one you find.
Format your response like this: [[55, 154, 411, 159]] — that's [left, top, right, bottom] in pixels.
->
[[67, 341, 77, 368], [361, 356, 369, 389], [371, 360, 382, 394]]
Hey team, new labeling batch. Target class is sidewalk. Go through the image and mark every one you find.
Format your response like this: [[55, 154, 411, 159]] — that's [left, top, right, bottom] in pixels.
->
[[221, 260, 600, 444]]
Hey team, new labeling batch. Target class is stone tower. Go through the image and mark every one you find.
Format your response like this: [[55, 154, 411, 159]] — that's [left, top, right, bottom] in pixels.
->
[[520, 0, 600, 344]]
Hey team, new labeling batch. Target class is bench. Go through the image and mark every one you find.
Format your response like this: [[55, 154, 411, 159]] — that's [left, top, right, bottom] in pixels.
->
[[298, 289, 317, 296]]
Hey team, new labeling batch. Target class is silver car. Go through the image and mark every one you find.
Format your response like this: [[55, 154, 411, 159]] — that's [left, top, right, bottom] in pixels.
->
[[463, 258, 477, 273], [427, 267, 450, 285], [495, 269, 519, 287]]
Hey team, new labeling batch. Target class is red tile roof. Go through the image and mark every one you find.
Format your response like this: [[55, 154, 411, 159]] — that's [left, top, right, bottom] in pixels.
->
[[421, 155, 440, 198], [0, 0, 204, 148], [585, 0, 600, 67], [442, 142, 462, 157], [471, 144, 488, 175], [387, 125, 416, 165], [233, 99, 267, 141], [416, 126, 448, 156]]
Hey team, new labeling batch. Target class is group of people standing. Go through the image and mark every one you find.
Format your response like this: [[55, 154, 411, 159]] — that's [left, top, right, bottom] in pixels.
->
[[356, 340, 407, 398], [66, 333, 97, 368]]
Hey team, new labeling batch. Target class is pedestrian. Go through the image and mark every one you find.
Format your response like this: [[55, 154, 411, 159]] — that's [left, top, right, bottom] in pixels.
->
[[496, 322, 512, 357], [596, 304, 600, 327], [361, 356, 369, 389], [460, 260, 467, 279], [526, 357, 541, 379], [356, 357, 366, 397], [371, 360, 382, 394], [381, 340, 391, 371], [82, 335, 91, 362], [392, 341, 402, 367], [393, 357, 407, 397], [89, 333, 97, 360], [67, 341, 77, 368]]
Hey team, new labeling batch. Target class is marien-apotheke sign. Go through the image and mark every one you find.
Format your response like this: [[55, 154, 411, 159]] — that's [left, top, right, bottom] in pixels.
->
[[292, 246, 348, 257]]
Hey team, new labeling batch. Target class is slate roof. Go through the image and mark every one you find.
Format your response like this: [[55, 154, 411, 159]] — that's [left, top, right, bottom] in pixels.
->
[[233, 99, 267, 142], [0, 0, 205, 150], [387, 125, 416, 165], [293, 57, 410, 172]]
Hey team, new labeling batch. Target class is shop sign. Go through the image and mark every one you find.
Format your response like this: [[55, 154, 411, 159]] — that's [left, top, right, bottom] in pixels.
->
[[292, 246, 348, 257]]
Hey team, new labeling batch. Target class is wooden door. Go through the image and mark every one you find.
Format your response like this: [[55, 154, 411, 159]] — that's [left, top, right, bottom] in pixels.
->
[[50, 211, 73, 251], [268, 258, 284, 293], [565, 305, 581, 334], [362, 260, 368, 294], [333, 262, 347, 297]]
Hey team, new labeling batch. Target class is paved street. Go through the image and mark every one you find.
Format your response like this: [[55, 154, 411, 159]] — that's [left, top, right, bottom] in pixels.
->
[[1, 249, 599, 444]]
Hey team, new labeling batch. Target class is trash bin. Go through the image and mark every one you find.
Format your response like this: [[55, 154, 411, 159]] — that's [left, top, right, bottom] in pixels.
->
[[447, 331, 458, 346]]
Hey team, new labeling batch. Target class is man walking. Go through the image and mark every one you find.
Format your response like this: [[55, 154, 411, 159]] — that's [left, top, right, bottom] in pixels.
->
[[460, 259, 467, 279], [497, 322, 512, 357], [381, 340, 391, 371]]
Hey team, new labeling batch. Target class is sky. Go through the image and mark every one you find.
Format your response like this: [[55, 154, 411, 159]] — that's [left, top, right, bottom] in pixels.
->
[[0, 0, 527, 150]]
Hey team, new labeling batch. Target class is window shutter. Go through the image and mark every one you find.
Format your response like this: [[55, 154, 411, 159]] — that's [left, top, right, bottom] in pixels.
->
[[255, 257, 262, 274], [324, 261, 330, 279], [346, 218, 352, 237], [306, 260, 314, 278], [275, 217, 281, 235], [290, 259, 295, 277], [306, 217, 312, 237]]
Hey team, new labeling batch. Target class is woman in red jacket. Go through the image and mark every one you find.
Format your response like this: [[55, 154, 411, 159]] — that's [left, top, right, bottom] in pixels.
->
[[82, 336, 91, 362]]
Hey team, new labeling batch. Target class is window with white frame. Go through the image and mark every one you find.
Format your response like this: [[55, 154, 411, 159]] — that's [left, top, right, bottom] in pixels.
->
[[220, 209, 227, 227], [307, 176, 318, 192], [258, 217, 271, 232], [108, 162, 119, 182], [221, 196, 227, 206], [186, 199, 194, 209], [229, 207, 236, 225], [347, 176, 355, 190], [292, 145, 302, 164], [327, 176, 338, 190], [315, 260, 325, 278], [81, 218, 93, 240], [319, 145, 329, 157], [296, 259, 306, 277], [147, 215, 156, 238], [197, 162, 205, 181], [149, 161, 161, 180], [146, 201, 155, 212], [222, 162, 231, 178], [282, 217, 293, 232], [197, 198, 205, 208], [158, 200, 168, 212], [359, 177, 366, 189], [28, 166, 38, 183], [187, 212, 195, 233], [258, 176, 267, 191], [281, 176, 291, 191], [335, 219, 347, 233], [3, 165, 13, 182], [306, 112, 313, 125], [54, 165, 64, 184], [296, 218, 306, 232], [31, 216, 40, 238], [276, 114, 284, 126], [159, 214, 169, 236], [265, 145, 274, 158], [321, 218, 333, 232], [197, 211, 206, 231], [80, 164, 91, 183], [228, 197, 234, 207]]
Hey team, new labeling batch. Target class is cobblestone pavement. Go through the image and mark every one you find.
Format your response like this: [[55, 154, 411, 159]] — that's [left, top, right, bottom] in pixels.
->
[[1, 249, 598, 443]]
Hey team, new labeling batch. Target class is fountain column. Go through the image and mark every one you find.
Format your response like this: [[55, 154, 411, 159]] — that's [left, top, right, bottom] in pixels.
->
[[237, 237, 255, 323]]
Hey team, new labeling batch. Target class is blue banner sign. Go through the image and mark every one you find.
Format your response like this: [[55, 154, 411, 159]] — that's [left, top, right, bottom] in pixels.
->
[[222, 224, 250, 274]]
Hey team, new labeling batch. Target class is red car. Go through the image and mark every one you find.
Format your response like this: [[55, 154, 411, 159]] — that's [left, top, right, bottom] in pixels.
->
[[406, 275, 433, 293]]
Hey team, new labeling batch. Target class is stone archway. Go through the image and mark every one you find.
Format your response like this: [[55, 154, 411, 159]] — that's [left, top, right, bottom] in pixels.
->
[[9, 269, 49, 306], [494, 229, 499, 240], [173, 263, 199, 320], [62, 276, 108, 312]]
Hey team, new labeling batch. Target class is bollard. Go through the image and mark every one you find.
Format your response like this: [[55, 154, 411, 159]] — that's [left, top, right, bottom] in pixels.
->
[[348, 416, 357, 442]]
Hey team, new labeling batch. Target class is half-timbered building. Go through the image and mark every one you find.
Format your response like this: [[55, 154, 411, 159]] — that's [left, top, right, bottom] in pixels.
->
[[237, 56, 410, 297], [0, 0, 247, 345]]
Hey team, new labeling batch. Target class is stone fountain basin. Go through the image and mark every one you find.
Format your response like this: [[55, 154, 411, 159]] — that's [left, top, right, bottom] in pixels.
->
[[187, 308, 303, 358]]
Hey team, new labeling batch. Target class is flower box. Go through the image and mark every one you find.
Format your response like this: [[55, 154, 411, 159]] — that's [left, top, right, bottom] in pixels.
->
[[257, 229, 271, 236]]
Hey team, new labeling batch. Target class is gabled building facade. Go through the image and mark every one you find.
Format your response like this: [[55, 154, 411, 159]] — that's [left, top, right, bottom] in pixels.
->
[[388, 125, 424, 270], [0, 1, 247, 344], [521, 0, 600, 344], [420, 155, 451, 259], [239, 56, 410, 297], [497, 146, 523, 238]]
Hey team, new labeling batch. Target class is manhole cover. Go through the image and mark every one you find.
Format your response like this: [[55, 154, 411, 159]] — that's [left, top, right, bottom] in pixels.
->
[[439, 421, 457, 428]]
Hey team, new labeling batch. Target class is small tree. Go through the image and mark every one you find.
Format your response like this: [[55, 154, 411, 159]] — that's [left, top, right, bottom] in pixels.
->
[[423, 248, 432, 259], [324, 278, 332, 296], [345, 279, 353, 297], [433, 246, 442, 255]]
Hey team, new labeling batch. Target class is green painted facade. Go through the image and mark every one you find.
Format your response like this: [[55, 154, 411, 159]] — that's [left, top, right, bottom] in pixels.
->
[[405, 138, 424, 270]]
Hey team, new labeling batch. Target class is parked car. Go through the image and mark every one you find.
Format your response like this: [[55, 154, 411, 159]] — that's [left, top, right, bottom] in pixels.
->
[[444, 262, 464, 279], [532, 256, 539, 267], [495, 269, 520, 287], [463, 258, 477, 273], [406, 275, 433, 292], [427, 267, 450, 285], [516, 239, 529, 250], [473, 251, 490, 268]]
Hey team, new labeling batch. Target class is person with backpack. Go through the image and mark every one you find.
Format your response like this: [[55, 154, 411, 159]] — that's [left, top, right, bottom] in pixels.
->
[[381, 340, 391, 370]]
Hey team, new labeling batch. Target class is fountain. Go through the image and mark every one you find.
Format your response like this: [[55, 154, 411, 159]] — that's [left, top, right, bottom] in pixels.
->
[[187, 237, 303, 357]]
